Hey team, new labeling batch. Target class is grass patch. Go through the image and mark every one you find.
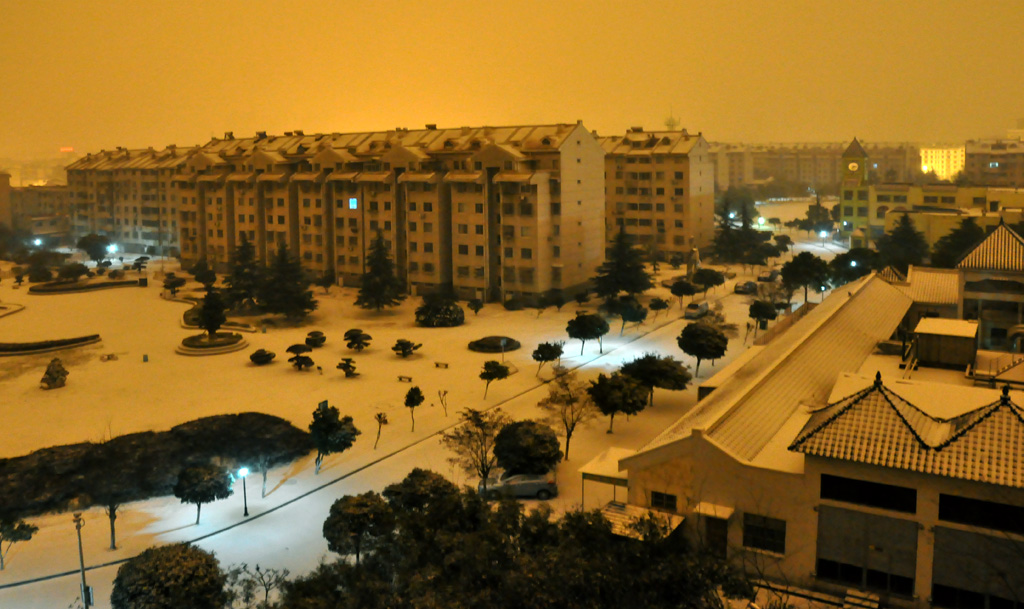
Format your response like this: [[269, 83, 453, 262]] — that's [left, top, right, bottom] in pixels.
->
[[0, 412, 312, 517]]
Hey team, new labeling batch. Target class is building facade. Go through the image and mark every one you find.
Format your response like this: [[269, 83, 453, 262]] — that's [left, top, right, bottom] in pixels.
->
[[964, 138, 1024, 188], [601, 128, 715, 260], [920, 145, 966, 181], [9, 184, 71, 244]]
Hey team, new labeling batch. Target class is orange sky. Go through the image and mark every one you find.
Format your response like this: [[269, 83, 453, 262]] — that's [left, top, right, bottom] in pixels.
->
[[1, 0, 1022, 159]]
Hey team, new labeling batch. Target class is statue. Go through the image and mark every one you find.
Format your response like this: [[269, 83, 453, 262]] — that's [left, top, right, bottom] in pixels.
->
[[40, 358, 69, 390]]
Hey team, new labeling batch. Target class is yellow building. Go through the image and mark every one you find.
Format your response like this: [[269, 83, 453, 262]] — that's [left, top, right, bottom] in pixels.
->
[[601, 128, 715, 259], [9, 183, 71, 244], [920, 146, 965, 181]]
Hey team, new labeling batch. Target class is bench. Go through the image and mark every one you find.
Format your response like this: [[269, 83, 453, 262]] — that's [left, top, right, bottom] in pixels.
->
[[398, 375, 413, 382], [434, 362, 449, 369]]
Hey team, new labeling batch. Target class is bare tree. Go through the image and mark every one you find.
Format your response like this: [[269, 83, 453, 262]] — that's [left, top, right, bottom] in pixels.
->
[[439, 408, 511, 492], [536, 366, 598, 459]]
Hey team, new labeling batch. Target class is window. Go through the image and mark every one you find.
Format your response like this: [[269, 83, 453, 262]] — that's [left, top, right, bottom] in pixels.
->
[[857, 207, 868, 217], [458, 244, 469, 255], [876, 205, 889, 219], [894, 195, 907, 203], [456, 266, 469, 277], [475, 245, 484, 256], [424, 202, 433, 212], [876, 194, 891, 202], [551, 203, 561, 215], [674, 171, 683, 179], [520, 226, 531, 237], [408, 202, 416, 211], [650, 492, 676, 511], [553, 246, 560, 258], [938, 494, 1024, 535], [475, 203, 484, 214], [844, 190, 853, 201], [821, 474, 916, 513], [409, 242, 418, 252], [475, 225, 484, 235], [857, 191, 868, 201], [457, 203, 466, 213], [458, 224, 468, 234], [424, 243, 433, 253], [674, 188, 684, 196], [409, 222, 417, 232], [743, 514, 786, 554], [424, 222, 433, 233], [277, 215, 285, 224], [520, 248, 532, 259], [504, 247, 513, 259]]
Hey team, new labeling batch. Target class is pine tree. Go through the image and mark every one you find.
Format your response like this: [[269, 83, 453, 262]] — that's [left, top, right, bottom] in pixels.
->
[[931, 217, 985, 268], [356, 232, 406, 311], [224, 234, 262, 309], [876, 214, 929, 273], [592, 227, 653, 300], [260, 245, 317, 321]]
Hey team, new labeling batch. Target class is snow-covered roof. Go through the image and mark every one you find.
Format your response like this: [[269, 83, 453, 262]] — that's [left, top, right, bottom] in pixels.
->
[[957, 221, 1024, 272], [791, 377, 1024, 488], [628, 274, 912, 467], [599, 130, 703, 156], [878, 266, 906, 283], [599, 501, 684, 539], [895, 266, 959, 305], [914, 317, 978, 338]]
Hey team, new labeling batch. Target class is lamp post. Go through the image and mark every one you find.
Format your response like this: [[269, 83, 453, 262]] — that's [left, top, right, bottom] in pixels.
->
[[819, 230, 828, 248], [238, 467, 250, 517], [73, 512, 91, 608]]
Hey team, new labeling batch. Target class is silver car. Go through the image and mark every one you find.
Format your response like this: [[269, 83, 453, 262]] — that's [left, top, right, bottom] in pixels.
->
[[479, 474, 558, 500]]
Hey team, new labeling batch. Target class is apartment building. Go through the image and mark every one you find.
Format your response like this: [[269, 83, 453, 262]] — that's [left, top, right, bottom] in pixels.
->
[[601, 128, 715, 259], [710, 141, 922, 192], [9, 183, 71, 243], [964, 138, 1024, 188], [920, 145, 965, 181], [65, 146, 193, 256], [155, 123, 606, 302]]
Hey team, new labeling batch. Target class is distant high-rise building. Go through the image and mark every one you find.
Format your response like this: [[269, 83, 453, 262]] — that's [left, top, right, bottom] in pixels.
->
[[964, 137, 1024, 188], [920, 146, 966, 181]]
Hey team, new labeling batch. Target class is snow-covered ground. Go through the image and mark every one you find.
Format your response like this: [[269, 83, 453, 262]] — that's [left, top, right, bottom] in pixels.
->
[[0, 203, 841, 608]]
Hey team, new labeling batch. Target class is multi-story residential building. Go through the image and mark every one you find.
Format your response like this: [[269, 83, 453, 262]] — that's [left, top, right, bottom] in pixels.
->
[[964, 138, 1024, 188], [9, 183, 71, 244], [0, 172, 11, 228], [920, 145, 965, 181], [66, 146, 193, 256], [601, 128, 714, 260], [163, 123, 606, 302], [710, 141, 922, 193]]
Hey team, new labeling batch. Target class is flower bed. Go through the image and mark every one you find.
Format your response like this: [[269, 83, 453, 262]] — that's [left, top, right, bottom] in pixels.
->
[[177, 332, 248, 356]]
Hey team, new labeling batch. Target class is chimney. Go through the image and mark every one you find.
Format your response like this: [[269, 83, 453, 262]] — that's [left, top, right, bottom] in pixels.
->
[[256, 131, 267, 140], [224, 131, 234, 140], [425, 124, 437, 130], [284, 131, 293, 136], [294, 129, 304, 136]]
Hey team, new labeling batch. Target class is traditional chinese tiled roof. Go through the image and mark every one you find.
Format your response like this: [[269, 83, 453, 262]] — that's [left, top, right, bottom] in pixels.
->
[[878, 266, 906, 283], [790, 377, 1024, 488], [894, 266, 959, 305], [957, 221, 1024, 272]]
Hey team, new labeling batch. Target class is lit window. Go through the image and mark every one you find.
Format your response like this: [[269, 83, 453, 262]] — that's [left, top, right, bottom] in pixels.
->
[[349, 197, 358, 209]]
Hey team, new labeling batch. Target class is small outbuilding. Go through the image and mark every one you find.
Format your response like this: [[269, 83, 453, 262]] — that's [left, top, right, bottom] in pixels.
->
[[913, 318, 978, 368]]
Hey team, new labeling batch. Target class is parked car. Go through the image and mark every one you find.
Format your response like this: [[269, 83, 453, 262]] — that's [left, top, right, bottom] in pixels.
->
[[683, 301, 709, 319], [478, 473, 558, 500], [757, 269, 780, 282], [734, 281, 757, 294]]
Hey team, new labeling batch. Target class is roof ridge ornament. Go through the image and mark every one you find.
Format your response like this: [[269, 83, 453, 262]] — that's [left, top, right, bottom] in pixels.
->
[[874, 371, 882, 387], [1002, 384, 1011, 404]]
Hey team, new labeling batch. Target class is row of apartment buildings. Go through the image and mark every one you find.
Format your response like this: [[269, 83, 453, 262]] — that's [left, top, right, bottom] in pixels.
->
[[58, 123, 714, 302]]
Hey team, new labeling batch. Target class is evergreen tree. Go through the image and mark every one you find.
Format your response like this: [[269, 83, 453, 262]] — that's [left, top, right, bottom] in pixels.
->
[[931, 217, 985, 268], [876, 214, 929, 273], [261, 245, 317, 321], [587, 372, 647, 433], [172, 464, 233, 525], [111, 543, 227, 609], [356, 231, 406, 311], [619, 353, 692, 406], [224, 234, 262, 308], [323, 492, 395, 565], [677, 322, 728, 376], [829, 247, 880, 286], [198, 289, 227, 337], [592, 227, 653, 299], [781, 251, 830, 303], [309, 403, 360, 474]]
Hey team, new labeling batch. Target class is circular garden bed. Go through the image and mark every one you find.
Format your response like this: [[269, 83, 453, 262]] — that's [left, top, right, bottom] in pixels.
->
[[29, 279, 141, 294], [176, 332, 248, 356], [468, 336, 522, 353]]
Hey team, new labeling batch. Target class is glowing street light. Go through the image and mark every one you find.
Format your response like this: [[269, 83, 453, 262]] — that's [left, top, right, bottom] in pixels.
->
[[106, 243, 118, 254], [819, 230, 828, 247], [238, 467, 250, 517], [33, 238, 42, 247], [757, 217, 766, 227], [850, 260, 858, 268]]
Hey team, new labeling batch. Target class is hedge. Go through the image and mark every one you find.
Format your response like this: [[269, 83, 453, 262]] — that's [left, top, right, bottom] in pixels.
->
[[0, 412, 312, 517], [28, 279, 140, 294], [0, 334, 101, 355]]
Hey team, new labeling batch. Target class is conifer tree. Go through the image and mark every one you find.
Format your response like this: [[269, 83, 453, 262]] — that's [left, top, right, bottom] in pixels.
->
[[356, 231, 406, 311], [260, 245, 317, 321], [592, 227, 653, 300], [930, 217, 985, 268], [876, 214, 929, 273], [224, 233, 262, 308]]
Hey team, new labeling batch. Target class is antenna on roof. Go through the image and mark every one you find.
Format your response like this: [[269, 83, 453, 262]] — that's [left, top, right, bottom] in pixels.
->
[[665, 108, 680, 131]]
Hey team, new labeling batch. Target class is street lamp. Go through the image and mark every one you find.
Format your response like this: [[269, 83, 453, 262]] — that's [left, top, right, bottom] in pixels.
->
[[238, 467, 250, 517], [819, 230, 828, 247], [33, 238, 42, 247], [757, 217, 766, 228], [850, 260, 857, 268], [73, 513, 92, 608]]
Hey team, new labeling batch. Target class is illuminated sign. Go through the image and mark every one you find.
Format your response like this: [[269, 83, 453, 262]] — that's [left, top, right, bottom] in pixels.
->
[[59, 147, 75, 153]]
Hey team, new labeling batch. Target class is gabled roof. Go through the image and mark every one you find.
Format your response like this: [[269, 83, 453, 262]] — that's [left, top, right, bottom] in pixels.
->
[[843, 137, 868, 159], [628, 274, 912, 466], [957, 221, 1024, 272], [790, 377, 1024, 488], [893, 266, 958, 305], [878, 265, 906, 283]]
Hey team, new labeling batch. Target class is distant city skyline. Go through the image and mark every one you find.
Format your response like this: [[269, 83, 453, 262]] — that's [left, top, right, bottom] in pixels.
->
[[1, 1, 1022, 160]]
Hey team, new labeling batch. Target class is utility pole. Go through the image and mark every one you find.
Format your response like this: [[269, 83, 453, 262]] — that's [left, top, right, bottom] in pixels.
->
[[73, 512, 92, 608]]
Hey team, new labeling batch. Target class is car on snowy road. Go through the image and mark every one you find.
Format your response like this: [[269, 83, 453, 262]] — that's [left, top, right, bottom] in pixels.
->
[[479, 473, 558, 500]]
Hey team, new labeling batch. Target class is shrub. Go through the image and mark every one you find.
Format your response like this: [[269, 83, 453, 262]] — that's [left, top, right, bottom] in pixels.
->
[[503, 298, 524, 311], [415, 298, 465, 327], [249, 349, 275, 365], [468, 336, 522, 353], [181, 332, 242, 349], [306, 331, 326, 348], [108, 269, 125, 280]]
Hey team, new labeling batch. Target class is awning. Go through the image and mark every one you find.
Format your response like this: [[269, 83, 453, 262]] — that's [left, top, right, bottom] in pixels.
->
[[326, 171, 359, 182], [600, 502, 685, 539], [356, 171, 394, 183], [292, 172, 325, 183], [580, 447, 632, 487], [493, 172, 535, 183], [196, 172, 228, 184], [257, 172, 288, 183], [444, 172, 484, 184], [693, 502, 734, 520], [398, 172, 438, 183], [226, 172, 256, 183]]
